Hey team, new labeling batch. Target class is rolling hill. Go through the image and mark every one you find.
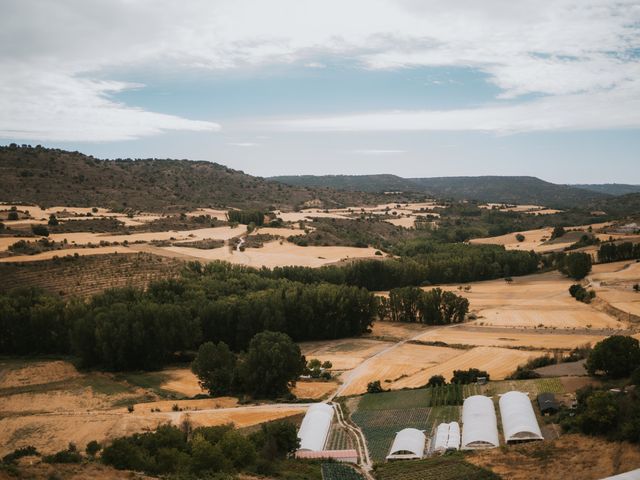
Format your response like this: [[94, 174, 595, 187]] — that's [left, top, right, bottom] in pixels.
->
[[270, 174, 609, 208], [573, 184, 640, 196], [0, 145, 379, 211]]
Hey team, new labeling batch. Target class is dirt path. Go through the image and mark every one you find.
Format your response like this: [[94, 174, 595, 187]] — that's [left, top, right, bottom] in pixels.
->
[[331, 401, 373, 478]]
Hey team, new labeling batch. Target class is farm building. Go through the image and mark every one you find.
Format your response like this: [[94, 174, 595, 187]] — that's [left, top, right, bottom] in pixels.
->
[[461, 395, 499, 450], [295, 449, 358, 463], [296, 402, 334, 452], [499, 391, 544, 443], [432, 422, 460, 453], [386, 428, 426, 460], [537, 392, 559, 415]]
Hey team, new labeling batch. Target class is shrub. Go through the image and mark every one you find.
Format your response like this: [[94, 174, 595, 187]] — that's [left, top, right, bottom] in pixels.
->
[[451, 368, 489, 384], [367, 380, 384, 393], [586, 336, 640, 378], [2, 446, 39, 464], [516, 233, 525, 242], [85, 440, 101, 457], [426, 374, 446, 387], [31, 224, 50, 237]]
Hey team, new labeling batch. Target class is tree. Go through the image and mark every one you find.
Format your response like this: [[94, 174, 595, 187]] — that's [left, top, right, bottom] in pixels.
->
[[85, 440, 101, 457], [427, 374, 446, 387], [577, 391, 619, 435], [515, 233, 525, 242], [586, 336, 640, 378], [238, 331, 305, 398], [191, 341, 237, 396], [551, 226, 566, 240], [367, 380, 384, 393], [7, 211, 18, 221], [451, 368, 489, 384], [563, 252, 592, 280], [31, 224, 49, 237], [48, 214, 59, 226]]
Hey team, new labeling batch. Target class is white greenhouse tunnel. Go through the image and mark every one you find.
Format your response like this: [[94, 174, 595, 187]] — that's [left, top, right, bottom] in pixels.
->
[[433, 422, 461, 453], [386, 428, 426, 460], [296, 402, 334, 452], [461, 395, 500, 450], [499, 391, 544, 443]]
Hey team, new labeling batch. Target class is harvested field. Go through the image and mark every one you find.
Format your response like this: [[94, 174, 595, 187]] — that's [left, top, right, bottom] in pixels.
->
[[291, 381, 337, 400], [339, 343, 462, 396], [0, 246, 133, 262], [133, 397, 238, 413], [368, 320, 432, 341], [0, 360, 80, 389], [415, 326, 604, 349], [468, 433, 640, 480], [0, 253, 182, 297], [424, 271, 623, 330], [299, 338, 392, 371], [156, 367, 205, 397], [534, 360, 588, 377], [161, 240, 381, 268], [389, 346, 544, 391]]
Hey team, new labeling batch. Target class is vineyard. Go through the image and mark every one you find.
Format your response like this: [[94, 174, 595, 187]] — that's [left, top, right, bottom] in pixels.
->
[[321, 463, 365, 480], [352, 407, 432, 462], [426, 383, 464, 406], [325, 423, 355, 450], [0, 252, 183, 297], [372, 454, 500, 480]]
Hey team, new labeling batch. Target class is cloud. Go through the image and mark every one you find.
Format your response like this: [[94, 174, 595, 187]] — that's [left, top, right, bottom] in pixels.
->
[[1, 0, 639, 139], [352, 149, 406, 155]]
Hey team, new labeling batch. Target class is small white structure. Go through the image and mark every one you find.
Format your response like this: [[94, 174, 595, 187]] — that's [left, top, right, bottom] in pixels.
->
[[601, 469, 640, 479], [432, 422, 460, 453], [432, 423, 450, 453], [386, 428, 426, 460], [461, 395, 499, 450], [499, 391, 543, 443], [446, 421, 461, 450], [297, 403, 334, 452]]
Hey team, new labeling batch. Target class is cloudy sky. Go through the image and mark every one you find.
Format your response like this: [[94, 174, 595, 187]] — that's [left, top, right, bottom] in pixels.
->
[[1, 0, 639, 182]]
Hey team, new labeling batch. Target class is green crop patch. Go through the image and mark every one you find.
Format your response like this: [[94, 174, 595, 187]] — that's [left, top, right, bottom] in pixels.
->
[[373, 453, 500, 480], [321, 463, 365, 480], [357, 388, 432, 411]]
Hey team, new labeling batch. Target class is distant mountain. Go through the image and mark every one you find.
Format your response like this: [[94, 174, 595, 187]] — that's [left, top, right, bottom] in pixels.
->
[[271, 174, 609, 208], [572, 184, 640, 196], [0, 145, 378, 211]]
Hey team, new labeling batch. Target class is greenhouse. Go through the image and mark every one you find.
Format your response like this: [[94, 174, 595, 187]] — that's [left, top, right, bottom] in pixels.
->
[[461, 395, 499, 450], [432, 422, 460, 453], [499, 391, 543, 443], [297, 402, 335, 452], [386, 428, 426, 460]]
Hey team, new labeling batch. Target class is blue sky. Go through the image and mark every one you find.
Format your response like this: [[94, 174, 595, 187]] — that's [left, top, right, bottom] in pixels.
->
[[1, 0, 639, 183]]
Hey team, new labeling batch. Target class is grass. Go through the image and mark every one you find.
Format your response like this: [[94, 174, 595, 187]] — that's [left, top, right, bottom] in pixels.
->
[[321, 463, 365, 480], [116, 371, 179, 398], [357, 388, 432, 411], [373, 453, 500, 480], [486, 378, 564, 396]]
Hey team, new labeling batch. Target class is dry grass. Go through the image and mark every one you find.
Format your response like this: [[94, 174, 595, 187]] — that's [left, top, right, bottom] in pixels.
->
[[468, 433, 640, 480], [299, 338, 393, 371]]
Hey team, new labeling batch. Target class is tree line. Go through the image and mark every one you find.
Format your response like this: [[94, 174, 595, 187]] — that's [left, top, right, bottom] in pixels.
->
[[597, 242, 640, 263], [227, 209, 265, 226], [377, 286, 469, 324]]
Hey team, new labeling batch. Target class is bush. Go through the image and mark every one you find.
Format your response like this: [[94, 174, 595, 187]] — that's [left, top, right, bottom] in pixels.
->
[[367, 380, 384, 393], [426, 374, 446, 387], [7, 211, 19, 221], [44, 446, 82, 464], [2, 446, 39, 464], [85, 440, 101, 457], [31, 224, 50, 237], [516, 233, 525, 242], [451, 368, 489, 384]]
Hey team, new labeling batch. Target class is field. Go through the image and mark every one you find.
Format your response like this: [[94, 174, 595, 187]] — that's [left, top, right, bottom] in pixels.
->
[[321, 463, 365, 480], [0, 359, 306, 455], [589, 260, 640, 317], [300, 338, 394, 371], [468, 434, 640, 480], [373, 454, 499, 480], [0, 253, 182, 297]]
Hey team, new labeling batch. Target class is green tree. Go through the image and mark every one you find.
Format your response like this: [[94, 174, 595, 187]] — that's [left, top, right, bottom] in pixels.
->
[[563, 252, 592, 280], [367, 380, 384, 393], [586, 336, 640, 378], [191, 341, 236, 396], [190, 434, 227, 473], [238, 331, 305, 398], [31, 224, 49, 237], [48, 214, 59, 226], [85, 440, 101, 457], [577, 391, 619, 434], [7, 211, 18, 220], [427, 374, 446, 387]]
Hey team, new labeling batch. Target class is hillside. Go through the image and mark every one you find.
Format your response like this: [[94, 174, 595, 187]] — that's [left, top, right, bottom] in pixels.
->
[[573, 183, 640, 196], [0, 145, 379, 211], [271, 174, 608, 208]]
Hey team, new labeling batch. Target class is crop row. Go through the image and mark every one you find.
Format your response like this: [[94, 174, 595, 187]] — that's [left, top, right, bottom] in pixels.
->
[[321, 463, 365, 480]]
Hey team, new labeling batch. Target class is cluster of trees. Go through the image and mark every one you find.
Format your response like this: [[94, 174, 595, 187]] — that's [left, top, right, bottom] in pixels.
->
[[586, 336, 640, 378], [450, 368, 489, 384], [569, 284, 595, 303], [0, 263, 377, 372], [561, 386, 640, 443], [191, 332, 306, 399], [269, 242, 540, 291], [378, 287, 469, 324], [557, 252, 592, 280], [228, 209, 265, 226], [597, 242, 640, 263], [101, 422, 299, 477]]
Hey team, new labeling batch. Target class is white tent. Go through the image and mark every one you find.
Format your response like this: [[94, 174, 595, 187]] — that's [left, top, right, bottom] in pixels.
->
[[461, 395, 499, 450], [297, 403, 334, 452], [446, 421, 461, 450], [499, 391, 543, 443], [386, 428, 426, 460]]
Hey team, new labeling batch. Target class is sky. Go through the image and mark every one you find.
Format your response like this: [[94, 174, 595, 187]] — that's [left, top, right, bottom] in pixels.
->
[[1, 0, 639, 183]]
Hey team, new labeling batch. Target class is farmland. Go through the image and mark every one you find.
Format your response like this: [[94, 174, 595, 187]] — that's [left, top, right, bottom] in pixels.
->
[[373, 454, 500, 480], [322, 463, 365, 480]]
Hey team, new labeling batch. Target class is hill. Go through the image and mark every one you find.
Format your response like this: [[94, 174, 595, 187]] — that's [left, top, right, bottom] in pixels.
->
[[573, 184, 640, 196], [271, 174, 608, 208], [0, 145, 379, 211]]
